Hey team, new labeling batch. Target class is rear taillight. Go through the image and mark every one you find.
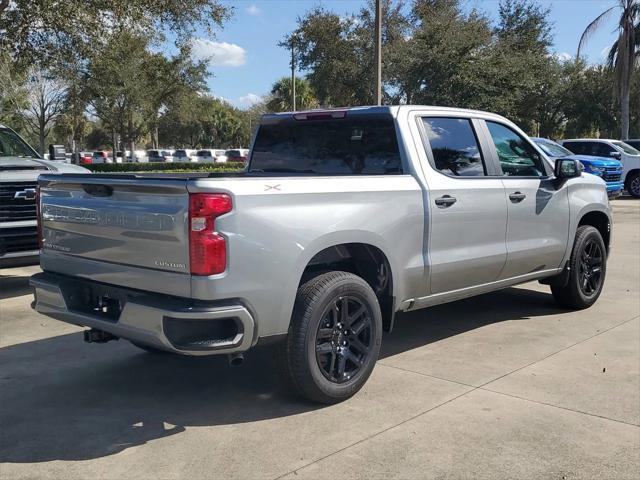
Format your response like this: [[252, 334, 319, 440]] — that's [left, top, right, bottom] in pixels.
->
[[81, 157, 92, 164], [35, 186, 42, 249], [189, 193, 232, 275]]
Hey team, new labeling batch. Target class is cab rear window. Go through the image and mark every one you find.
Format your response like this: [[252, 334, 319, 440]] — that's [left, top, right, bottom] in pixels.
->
[[250, 116, 403, 175]]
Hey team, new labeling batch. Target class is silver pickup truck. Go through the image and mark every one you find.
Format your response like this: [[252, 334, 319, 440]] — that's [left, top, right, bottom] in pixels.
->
[[31, 106, 611, 403]]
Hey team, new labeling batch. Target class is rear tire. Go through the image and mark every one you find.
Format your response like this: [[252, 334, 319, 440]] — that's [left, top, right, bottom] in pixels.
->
[[280, 271, 382, 404], [626, 172, 640, 198], [551, 225, 606, 309]]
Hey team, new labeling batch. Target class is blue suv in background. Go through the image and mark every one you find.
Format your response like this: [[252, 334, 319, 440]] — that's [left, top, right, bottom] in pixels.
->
[[532, 137, 624, 198]]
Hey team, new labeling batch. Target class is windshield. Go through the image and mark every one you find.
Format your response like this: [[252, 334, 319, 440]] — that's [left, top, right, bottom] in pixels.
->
[[0, 128, 38, 158], [250, 116, 402, 175], [534, 139, 573, 157], [612, 141, 640, 155]]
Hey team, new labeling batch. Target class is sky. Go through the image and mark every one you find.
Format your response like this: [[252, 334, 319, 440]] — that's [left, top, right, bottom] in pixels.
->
[[183, 0, 624, 109]]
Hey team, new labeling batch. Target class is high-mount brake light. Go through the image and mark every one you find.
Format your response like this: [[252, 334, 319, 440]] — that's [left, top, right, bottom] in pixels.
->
[[293, 110, 347, 121], [189, 193, 233, 275]]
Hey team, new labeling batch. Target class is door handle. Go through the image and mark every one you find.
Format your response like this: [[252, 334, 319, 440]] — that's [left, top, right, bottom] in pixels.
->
[[509, 191, 526, 203], [435, 195, 457, 207]]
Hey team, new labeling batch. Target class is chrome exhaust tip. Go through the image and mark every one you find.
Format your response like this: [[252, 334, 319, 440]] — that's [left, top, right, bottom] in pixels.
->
[[228, 353, 244, 367]]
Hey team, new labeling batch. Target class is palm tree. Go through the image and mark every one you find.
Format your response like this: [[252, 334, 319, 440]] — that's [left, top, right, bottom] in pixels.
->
[[266, 77, 319, 112], [577, 0, 639, 139]]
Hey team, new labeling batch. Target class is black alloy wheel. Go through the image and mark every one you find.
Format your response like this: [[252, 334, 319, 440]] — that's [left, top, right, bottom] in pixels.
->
[[315, 295, 373, 384], [578, 238, 604, 296]]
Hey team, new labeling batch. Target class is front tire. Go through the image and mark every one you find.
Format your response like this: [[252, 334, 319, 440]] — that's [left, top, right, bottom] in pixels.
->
[[281, 271, 382, 404], [551, 225, 606, 309], [626, 172, 640, 198]]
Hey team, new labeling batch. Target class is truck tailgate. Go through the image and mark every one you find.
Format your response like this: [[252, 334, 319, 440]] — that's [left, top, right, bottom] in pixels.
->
[[38, 175, 192, 295]]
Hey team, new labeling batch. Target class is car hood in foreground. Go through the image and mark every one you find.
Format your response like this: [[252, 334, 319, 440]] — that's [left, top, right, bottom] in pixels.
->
[[0, 156, 89, 181]]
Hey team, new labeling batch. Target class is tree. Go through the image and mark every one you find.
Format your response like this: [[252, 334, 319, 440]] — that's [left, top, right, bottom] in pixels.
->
[[578, 0, 639, 139], [83, 33, 150, 156], [20, 70, 67, 155], [266, 77, 318, 112], [561, 63, 618, 138], [0, 52, 29, 131], [1, 0, 231, 68], [289, 0, 409, 106], [142, 46, 208, 148], [158, 94, 251, 148]]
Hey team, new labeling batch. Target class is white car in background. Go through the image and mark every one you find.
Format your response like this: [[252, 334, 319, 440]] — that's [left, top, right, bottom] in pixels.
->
[[173, 149, 197, 163], [213, 149, 227, 162], [195, 149, 228, 163], [147, 149, 174, 163]]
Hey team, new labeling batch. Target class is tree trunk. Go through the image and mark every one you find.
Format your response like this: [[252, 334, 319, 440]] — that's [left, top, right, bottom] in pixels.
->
[[39, 112, 45, 156], [620, 86, 630, 140], [112, 131, 118, 162]]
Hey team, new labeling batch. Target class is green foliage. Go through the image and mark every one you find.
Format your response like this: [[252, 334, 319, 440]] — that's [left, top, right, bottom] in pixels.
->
[[290, 0, 636, 138], [291, 1, 409, 106], [85, 161, 245, 173], [577, 0, 638, 138], [0, 0, 231, 68], [158, 94, 251, 148], [266, 77, 319, 112]]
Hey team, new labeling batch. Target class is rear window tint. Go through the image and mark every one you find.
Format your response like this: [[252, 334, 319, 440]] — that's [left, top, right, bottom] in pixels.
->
[[250, 116, 402, 175]]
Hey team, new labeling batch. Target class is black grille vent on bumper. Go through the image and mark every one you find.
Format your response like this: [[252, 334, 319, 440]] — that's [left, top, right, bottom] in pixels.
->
[[0, 182, 37, 222], [0, 226, 38, 255]]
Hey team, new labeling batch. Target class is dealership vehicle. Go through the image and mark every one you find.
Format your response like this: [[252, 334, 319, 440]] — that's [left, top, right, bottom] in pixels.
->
[[0, 125, 88, 267], [195, 149, 226, 163], [225, 149, 249, 163], [560, 138, 640, 198], [77, 152, 93, 165], [173, 149, 197, 163], [147, 149, 174, 163], [532, 137, 623, 198], [92, 151, 110, 164], [30, 106, 612, 403]]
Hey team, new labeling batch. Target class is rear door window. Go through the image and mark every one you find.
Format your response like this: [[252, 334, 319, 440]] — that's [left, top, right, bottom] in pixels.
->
[[421, 117, 487, 176], [250, 116, 402, 175], [562, 142, 587, 155], [592, 142, 616, 156]]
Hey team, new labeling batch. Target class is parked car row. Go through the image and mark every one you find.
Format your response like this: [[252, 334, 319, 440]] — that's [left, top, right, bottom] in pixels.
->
[[532, 138, 625, 198], [75, 148, 250, 165]]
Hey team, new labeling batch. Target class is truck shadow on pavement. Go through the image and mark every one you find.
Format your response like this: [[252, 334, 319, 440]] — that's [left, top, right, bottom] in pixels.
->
[[0, 287, 564, 463]]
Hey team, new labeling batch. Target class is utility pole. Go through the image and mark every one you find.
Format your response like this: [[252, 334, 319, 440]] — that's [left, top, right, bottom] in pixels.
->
[[291, 33, 296, 111], [374, 0, 382, 106]]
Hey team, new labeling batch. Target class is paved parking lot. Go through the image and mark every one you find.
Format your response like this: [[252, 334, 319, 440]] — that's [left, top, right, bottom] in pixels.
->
[[1, 199, 639, 480]]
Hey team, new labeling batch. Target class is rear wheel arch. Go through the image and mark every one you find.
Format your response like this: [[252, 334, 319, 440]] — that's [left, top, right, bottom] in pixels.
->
[[298, 243, 395, 331]]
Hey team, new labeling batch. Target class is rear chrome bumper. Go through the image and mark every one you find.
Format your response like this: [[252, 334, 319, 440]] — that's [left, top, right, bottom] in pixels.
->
[[30, 272, 256, 356]]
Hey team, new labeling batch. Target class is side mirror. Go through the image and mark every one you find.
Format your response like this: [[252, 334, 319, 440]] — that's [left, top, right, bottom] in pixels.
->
[[555, 158, 582, 179], [610, 151, 622, 159]]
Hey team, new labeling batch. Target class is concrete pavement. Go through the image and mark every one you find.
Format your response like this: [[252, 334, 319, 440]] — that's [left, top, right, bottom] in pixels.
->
[[1, 199, 638, 479]]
